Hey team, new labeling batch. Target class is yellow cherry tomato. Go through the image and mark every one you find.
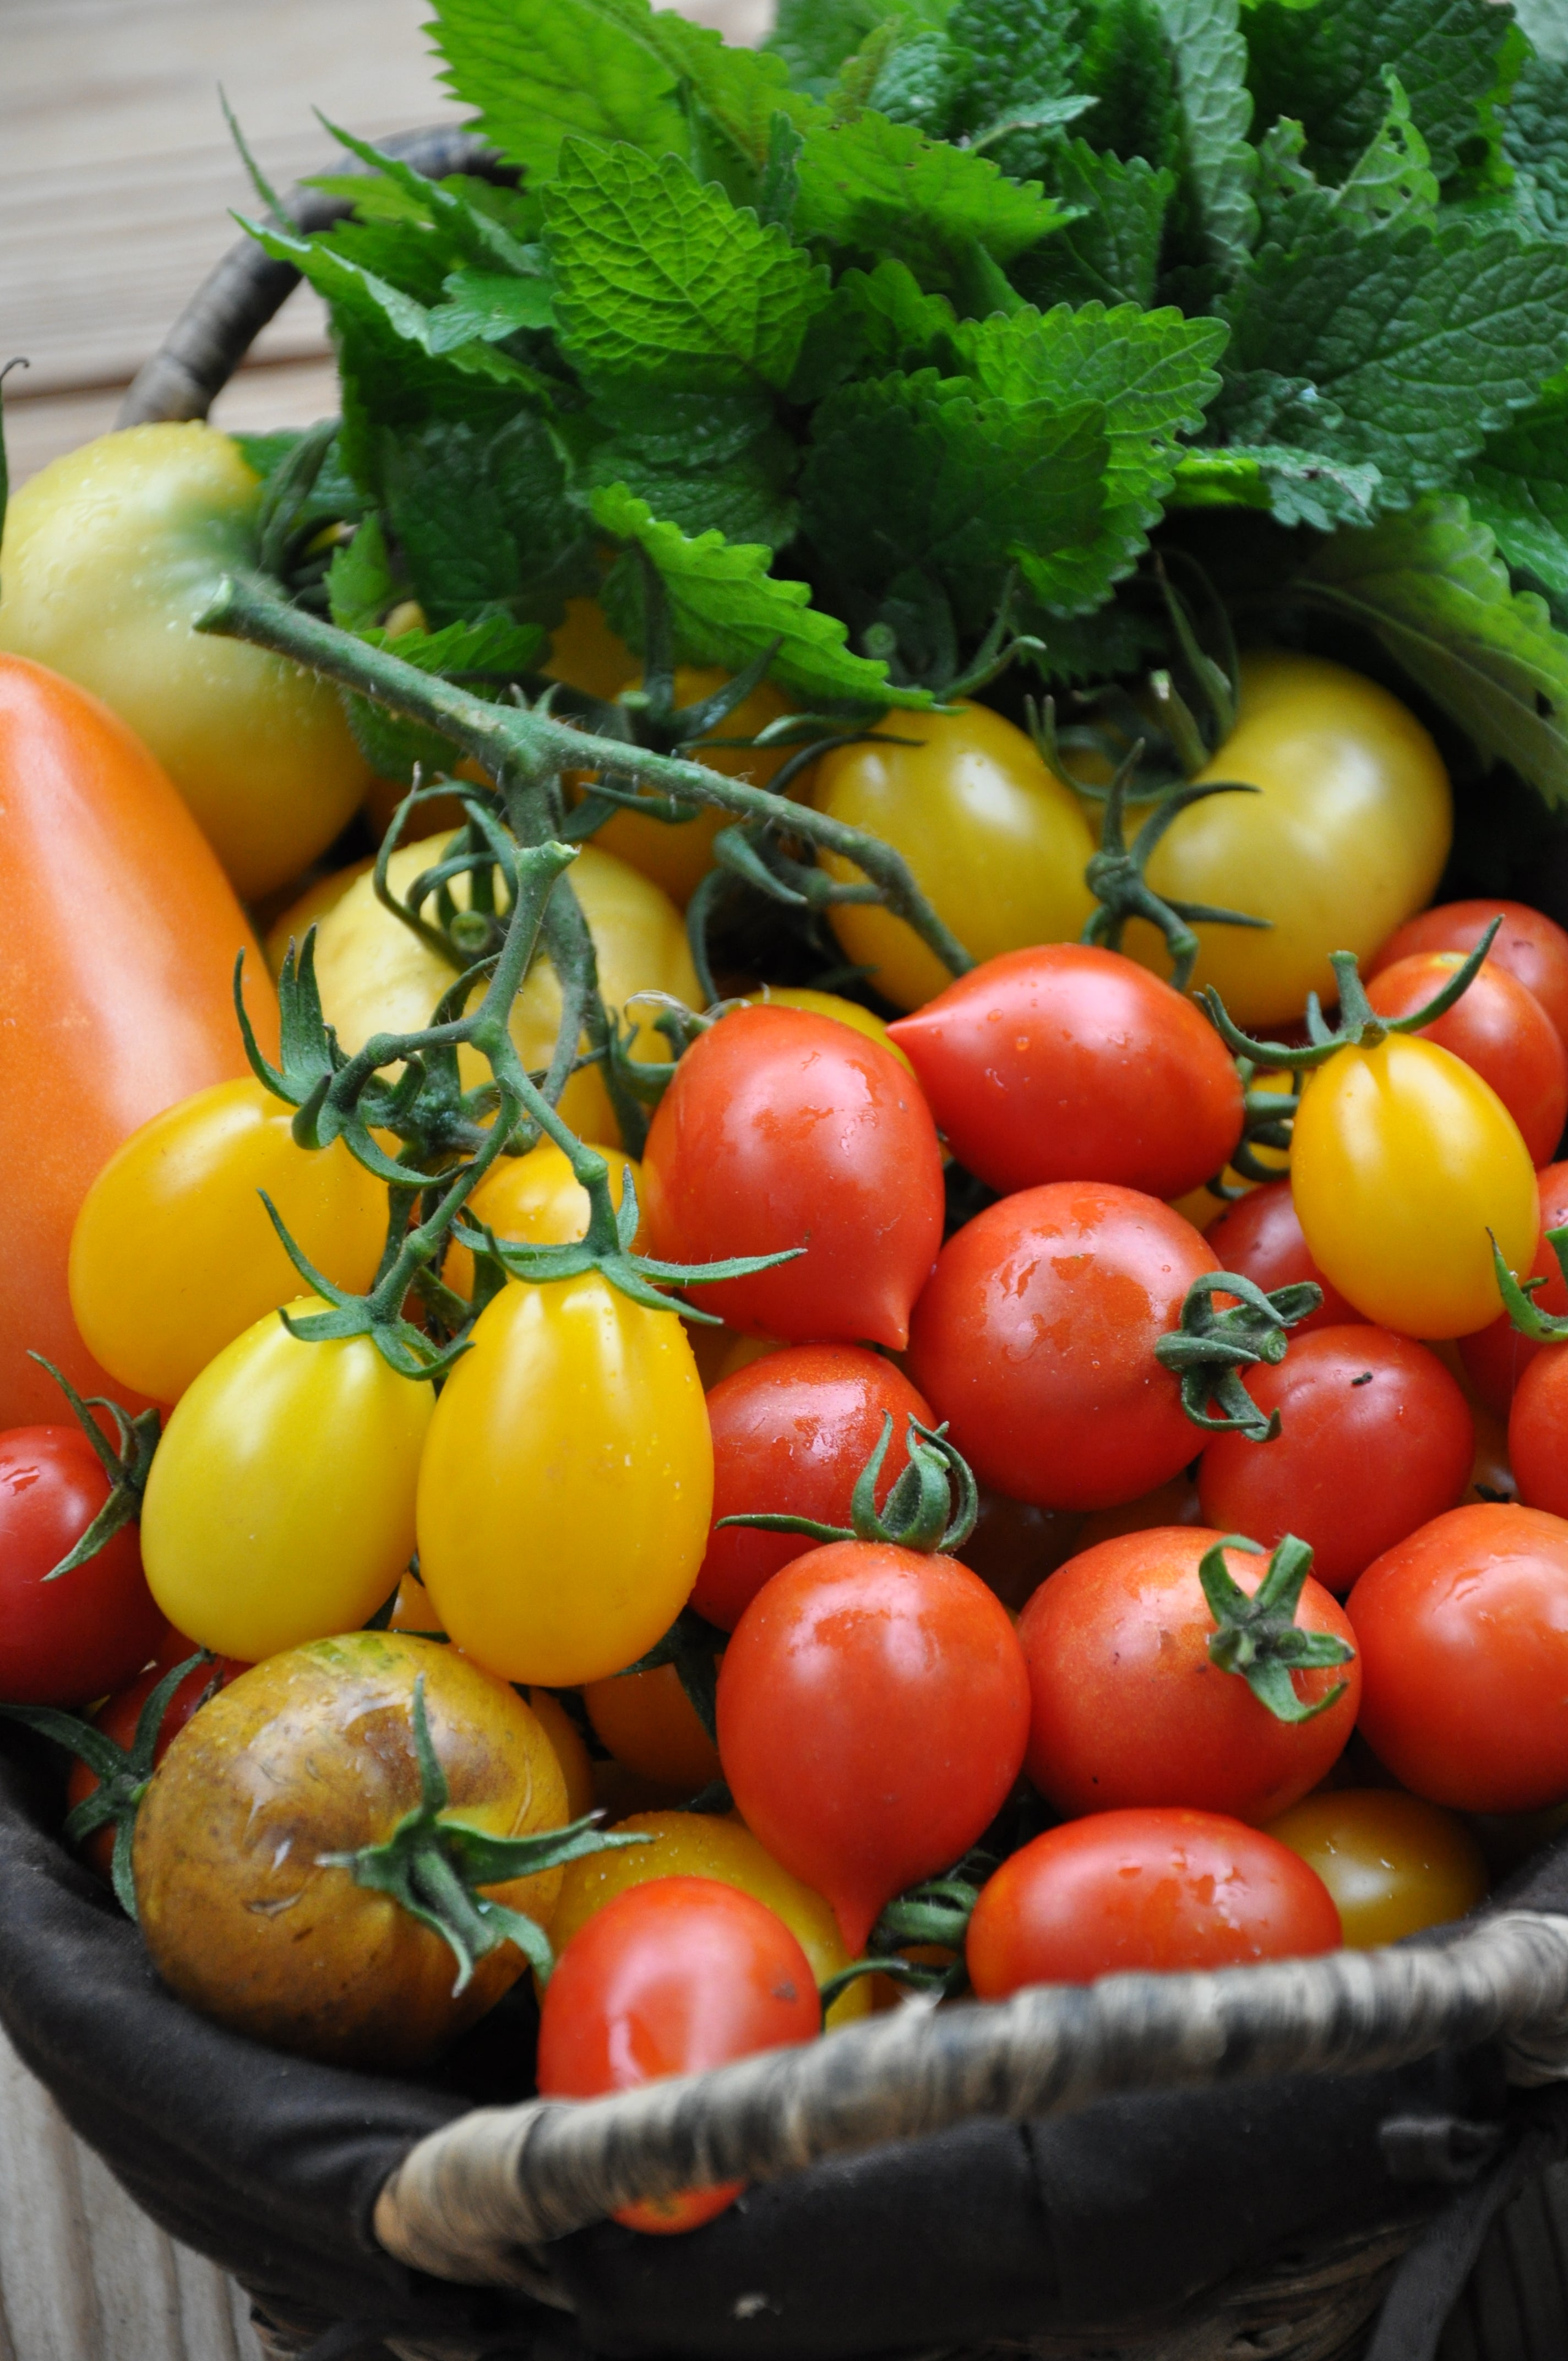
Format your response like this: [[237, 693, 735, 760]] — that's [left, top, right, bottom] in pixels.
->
[[1291, 1033, 1539, 1337], [582, 1662, 723, 1791], [140, 1298, 435, 1660], [584, 668, 797, 907], [741, 986, 914, 1074], [1265, 1788, 1488, 1947], [549, 1809, 870, 2026], [264, 858, 375, 977], [442, 1138, 641, 1300], [68, 1078, 387, 1403], [0, 425, 369, 898], [310, 834, 700, 1146], [810, 701, 1096, 1011], [417, 1275, 714, 1685], [526, 1687, 597, 1819], [1121, 654, 1451, 1029]]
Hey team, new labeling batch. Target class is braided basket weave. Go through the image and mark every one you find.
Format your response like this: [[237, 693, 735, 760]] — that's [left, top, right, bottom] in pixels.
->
[[97, 129, 1568, 2361]]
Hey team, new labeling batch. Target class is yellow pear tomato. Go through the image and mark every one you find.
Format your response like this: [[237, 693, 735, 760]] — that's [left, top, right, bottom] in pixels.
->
[[442, 1137, 641, 1301]]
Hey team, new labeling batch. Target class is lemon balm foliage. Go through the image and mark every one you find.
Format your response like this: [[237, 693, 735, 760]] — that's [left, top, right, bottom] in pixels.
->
[[239, 0, 1568, 799]]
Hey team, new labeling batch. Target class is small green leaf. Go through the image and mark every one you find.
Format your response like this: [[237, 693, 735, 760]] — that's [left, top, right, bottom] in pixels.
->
[[1335, 72, 1439, 229], [1456, 391, 1568, 617], [1021, 143, 1175, 311], [427, 270, 556, 351], [766, 0, 937, 99], [1151, 0, 1257, 287], [430, 0, 693, 181], [946, 0, 1084, 178], [793, 112, 1077, 291], [1245, 0, 1516, 185], [383, 414, 597, 630], [1170, 442, 1383, 530]]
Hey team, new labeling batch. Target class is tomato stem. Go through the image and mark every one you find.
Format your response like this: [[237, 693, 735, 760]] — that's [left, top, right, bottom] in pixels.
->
[[1489, 1224, 1568, 1342], [24, 1355, 161, 1582], [1200, 918, 1503, 1070], [1200, 1533, 1353, 1722], [717, 1413, 979, 1553], [1156, 1272, 1322, 1441]]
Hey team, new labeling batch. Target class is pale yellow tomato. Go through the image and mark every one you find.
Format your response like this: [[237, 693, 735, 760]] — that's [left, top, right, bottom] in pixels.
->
[[741, 986, 914, 1073], [811, 702, 1096, 1010]]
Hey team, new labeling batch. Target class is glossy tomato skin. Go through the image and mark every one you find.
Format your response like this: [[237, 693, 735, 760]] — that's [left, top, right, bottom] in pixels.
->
[[1019, 1527, 1359, 1823], [717, 1540, 1031, 1952], [1292, 1035, 1539, 1339], [888, 945, 1244, 1199], [133, 1633, 568, 2066], [441, 1138, 641, 1303], [694, 1345, 936, 1630], [1265, 1788, 1487, 1947], [536, 1876, 820, 2232], [643, 1007, 945, 1351], [1365, 952, 1568, 1168], [548, 1810, 870, 2028], [1348, 1503, 1568, 1811], [811, 703, 1096, 1012], [417, 1276, 712, 1687], [0, 1427, 166, 1704], [67, 1635, 248, 1876], [582, 1663, 723, 1792], [1509, 1347, 1568, 1521], [1197, 1328, 1474, 1593], [0, 426, 368, 897], [1123, 653, 1451, 1029], [1202, 1183, 1366, 1336], [966, 1809, 1341, 1992], [1458, 1160, 1568, 1418], [69, 1078, 387, 1404], [1369, 900, 1568, 1053], [907, 1184, 1217, 1511], [140, 1299, 435, 1662], [0, 653, 276, 1428]]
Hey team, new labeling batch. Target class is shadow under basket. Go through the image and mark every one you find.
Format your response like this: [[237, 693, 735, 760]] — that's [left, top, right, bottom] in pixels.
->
[[14, 119, 1568, 2361]]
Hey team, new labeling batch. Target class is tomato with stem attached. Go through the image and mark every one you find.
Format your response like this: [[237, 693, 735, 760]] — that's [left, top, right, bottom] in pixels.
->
[[1369, 900, 1568, 1054], [1365, 951, 1568, 1168], [1459, 1161, 1568, 1418], [441, 1138, 641, 1303]]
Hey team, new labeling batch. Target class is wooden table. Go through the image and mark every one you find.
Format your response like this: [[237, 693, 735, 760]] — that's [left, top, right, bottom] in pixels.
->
[[0, 3, 761, 2351]]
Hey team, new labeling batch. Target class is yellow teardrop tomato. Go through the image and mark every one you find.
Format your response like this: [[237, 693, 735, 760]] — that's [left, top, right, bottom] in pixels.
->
[[1265, 1788, 1487, 1948], [1292, 1033, 1539, 1338], [68, 1079, 387, 1403], [582, 1661, 723, 1791], [810, 702, 1096, 1011], [548, 1809, 871, 2026], [582, 668, 796, 906], [0, 425, 369, 898], [140, 1299, 434, 1659], [417, 1275, 713, 1685], [442, 1138, 641, 1302], [310, 834, 700, 1146], [741, 986, 914, 1073], [1122, 654, 1451, 1029]]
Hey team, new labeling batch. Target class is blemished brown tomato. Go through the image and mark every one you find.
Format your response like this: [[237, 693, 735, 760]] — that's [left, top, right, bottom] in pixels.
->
[[1369, 899, 1568, 1054], [966, 1809, 1342, 1991], [1458, 1160, 1568, 1418], [1019, 1527, 1359, 1824], [133, 1633, 568, 2067], [1202, 1182, 1368, 1337], [1365, 951, 1568, 1167], [0, 653, 276, 1427], [582, 1662, 723, 1793], [67, 1634, 248, 1877], [1264, 1788, 1488, 1947]]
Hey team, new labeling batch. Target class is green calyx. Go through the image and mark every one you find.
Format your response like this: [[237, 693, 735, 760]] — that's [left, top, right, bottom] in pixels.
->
[[1200, 1533, 1354, 1724], [1155, 1272, 1322, 1441], [0, 1651, 213, 1919], [1490, 1224, 1568, 1342], [817, 1863, 984, 2016], [1206, 1061, 1302, 1199], [717, 1412, 979, 1555], [1200, 917, 1502, 1073], [322, 1674, 647, 1993], [26, 1354, 160, 1580]]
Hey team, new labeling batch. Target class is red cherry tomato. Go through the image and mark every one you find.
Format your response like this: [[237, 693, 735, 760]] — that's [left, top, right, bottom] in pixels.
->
[[1369, 900, 1568, 1053], [0, 1427, 166, 1705], [1017, 1527, 1359, 1823], [694, 1345, 936, 1630], [1203, 1182, 1367, 1337], [1509, 1346, 1568, 1520], [1348, 1502, 1568, 1811], [642, 1007, 944, 1350], [885, 945, 1244, 1199], [535, 1875, 820, 2232], [67, 1632, 247, 1876], [1458, 1161, 1568, 1418], [1197, 1327, 1474, 1593], [1365, 951, 1568, 1167], [966, 1808, 1341, 1991], [907, 1184, 1217, 1511], [716, 1540, 1031, 1951]]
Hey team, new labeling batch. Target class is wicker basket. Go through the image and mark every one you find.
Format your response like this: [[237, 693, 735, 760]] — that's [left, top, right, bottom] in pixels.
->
[[25, 126, 1568, 2361]]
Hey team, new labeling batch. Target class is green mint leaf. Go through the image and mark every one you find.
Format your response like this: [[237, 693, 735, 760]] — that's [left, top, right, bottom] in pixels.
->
[[799, 367, 1110, 633], [1504, 56, 1568, 242], [793, 112, 1076, 291], [790, 258, 959, 400], [1022, 598, 1172, 684], [1455, 391, 1568, 617], [543, 140, 829, 393], [1217, 216, 1568, 501], [1152, 0, 1257, 291], [590, 481, 929, 707], [384, 415, 597, 629], [430, 0, 692, 181], [1298, 494, 1568, 807], [1079, 0, 1181, 171], [1513, 0, 1568, 62], [326, 514, 401, 629], [1170, 443, 1384, 531], [427, 269, 556, 352], [766, 0, 939, 99], [869, 29, 973, 134], [759, 110, 807, 232], [1020, 143, 1175, 309], [570, 385, 801, 548], [1246, 0, 1515, 186], [312, 117, 541, 274], [624, 8, 820, 172], [947, 0, 1083, 178], [1336, 72, 1440, 228]]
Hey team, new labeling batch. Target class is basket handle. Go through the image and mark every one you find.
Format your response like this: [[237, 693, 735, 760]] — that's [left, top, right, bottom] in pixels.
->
[[371, 1910, 1568, 2287], [117, 126, 509, 431]]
